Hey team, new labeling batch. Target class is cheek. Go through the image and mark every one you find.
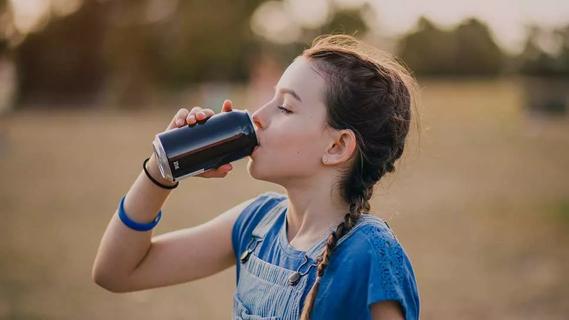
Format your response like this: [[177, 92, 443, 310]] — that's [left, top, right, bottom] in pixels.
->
[[288, 137, 315, 155], [268, 129, 323, 167], [247, 124, 325, 181], [252, 113, 328, 175]]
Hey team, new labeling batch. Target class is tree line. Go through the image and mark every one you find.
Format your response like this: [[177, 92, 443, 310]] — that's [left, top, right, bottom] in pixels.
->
[[0, 0, 567, 106]]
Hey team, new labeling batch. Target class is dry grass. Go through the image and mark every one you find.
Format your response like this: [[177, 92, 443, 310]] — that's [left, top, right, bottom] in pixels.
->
[[0, 78, 568, 319]]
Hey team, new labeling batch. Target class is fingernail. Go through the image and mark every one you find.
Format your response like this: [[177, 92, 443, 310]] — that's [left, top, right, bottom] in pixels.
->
[[176, 119, 183, 126]]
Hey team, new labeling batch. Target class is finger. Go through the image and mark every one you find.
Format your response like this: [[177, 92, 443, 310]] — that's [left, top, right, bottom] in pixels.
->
[[198, 163, 233, 178], [187, 111, 208, 123], [170, 108, 189, 129], [210, 163, 233, 175], [177, 108, 190, 120], [175, 117, 185, 127], [222, 99, 233, 112], [199, 169, 229, 179], [190, 106, 203, 113], [188, 108, 215, 124], [186, 106, 202, 124], [195, 110, 208, 121], [186, 113, 195, 124]]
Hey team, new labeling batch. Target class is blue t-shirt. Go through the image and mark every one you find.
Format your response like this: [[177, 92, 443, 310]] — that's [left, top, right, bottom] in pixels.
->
[[232, 191, 420, 320]]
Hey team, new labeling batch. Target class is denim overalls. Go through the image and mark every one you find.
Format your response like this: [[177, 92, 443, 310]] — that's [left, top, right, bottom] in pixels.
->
[[232, 198, 321, 319], [232, 197, 389, 320]]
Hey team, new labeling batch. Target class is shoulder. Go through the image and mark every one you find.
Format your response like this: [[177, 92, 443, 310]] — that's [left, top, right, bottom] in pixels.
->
[[312, 215, 419, 319], [348, 217, 416, 283], [356, 217, 420, 319], [231, 191, 286, 257], [357, 217, 406, 262], [232, 191, 287, 228], [334, 214, 400, 259], [321, 215, 405, 279]]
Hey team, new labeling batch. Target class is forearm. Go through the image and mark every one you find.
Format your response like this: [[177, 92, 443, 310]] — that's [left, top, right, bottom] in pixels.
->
[[92, 153, 176, 290]]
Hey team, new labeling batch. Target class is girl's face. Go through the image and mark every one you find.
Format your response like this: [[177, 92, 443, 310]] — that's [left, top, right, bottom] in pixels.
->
[[247, 56, 334, 185]]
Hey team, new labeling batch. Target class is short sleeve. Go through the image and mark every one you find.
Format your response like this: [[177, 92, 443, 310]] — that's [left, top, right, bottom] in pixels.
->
[[363, 225, 420, 320], [231, 191, 287, 264]]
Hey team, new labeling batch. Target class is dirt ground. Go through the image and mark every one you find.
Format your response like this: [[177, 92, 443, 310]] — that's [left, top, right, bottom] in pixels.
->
[[0, 79, 568, 319]]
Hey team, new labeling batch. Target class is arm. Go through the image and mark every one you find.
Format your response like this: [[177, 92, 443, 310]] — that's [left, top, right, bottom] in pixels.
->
[[370, 301, 404, 320], [92, 103, 240, 293]]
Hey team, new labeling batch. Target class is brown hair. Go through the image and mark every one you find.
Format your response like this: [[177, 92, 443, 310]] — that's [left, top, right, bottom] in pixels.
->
[[298, 34, 421, 319]]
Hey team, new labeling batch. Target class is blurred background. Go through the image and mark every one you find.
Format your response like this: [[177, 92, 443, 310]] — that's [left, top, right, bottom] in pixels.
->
[[0, 0, 568, 319]]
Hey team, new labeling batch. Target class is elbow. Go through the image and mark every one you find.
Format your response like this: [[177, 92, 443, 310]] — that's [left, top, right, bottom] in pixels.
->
[[92, 266, 128, 293]]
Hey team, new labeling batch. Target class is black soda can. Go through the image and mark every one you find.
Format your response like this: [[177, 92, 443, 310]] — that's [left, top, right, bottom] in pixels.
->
[[152, 109, 258, 182]]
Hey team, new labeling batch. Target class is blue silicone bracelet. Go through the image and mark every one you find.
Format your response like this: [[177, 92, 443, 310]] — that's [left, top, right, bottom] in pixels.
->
[[118, 195, 162, 232]]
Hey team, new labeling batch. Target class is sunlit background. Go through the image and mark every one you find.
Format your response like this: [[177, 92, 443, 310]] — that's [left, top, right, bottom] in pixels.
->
[[0, 0, 568, 319]]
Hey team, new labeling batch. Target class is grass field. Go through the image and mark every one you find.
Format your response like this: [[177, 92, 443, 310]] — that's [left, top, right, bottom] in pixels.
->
[[1, 78, 568, 319]]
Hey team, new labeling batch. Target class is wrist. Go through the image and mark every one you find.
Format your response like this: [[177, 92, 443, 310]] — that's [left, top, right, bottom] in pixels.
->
[[146, 154, 178, 187]]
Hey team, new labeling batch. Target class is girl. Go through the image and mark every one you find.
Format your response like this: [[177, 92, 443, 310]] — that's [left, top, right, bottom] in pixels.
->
[[93, 34, 420, 320]]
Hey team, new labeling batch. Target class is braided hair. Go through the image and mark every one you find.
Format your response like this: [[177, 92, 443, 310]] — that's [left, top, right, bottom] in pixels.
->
[[298, 34, 420, 320]]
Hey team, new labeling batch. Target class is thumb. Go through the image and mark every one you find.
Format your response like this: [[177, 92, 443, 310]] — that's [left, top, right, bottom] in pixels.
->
[[222, 99, 233, 112]]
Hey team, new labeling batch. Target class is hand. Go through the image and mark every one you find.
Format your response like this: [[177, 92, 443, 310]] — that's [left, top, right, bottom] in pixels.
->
[[163, 99, 235, 179]]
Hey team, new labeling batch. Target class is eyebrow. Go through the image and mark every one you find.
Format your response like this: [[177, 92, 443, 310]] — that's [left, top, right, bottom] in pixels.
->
[[274, 86, 303, 103]]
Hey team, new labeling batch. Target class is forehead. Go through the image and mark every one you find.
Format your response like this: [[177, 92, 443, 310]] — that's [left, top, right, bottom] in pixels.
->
[[276, 56, 326, 105]]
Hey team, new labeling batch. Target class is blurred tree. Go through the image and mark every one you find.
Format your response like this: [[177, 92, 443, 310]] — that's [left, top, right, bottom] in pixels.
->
[[397, 17, 456, 75], [0, 0, 8, 55], [0, 0, 17, 114], [319, 8, 368, 37], [518, 25, 569, 77], [7, 0, 271, 107], [454, 18, 504, 75], [142, 0, 268, 86], [398, 16, 505, 76], [251, 7, 370, 74], [15, 0, 109, 106], [517, 25, 569, 116], [558, 26, 569, 75], [0, 0, 17, 51]]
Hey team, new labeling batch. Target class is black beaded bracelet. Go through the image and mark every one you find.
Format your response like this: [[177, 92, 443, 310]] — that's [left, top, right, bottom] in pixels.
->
[[143, 157, 179, 189]]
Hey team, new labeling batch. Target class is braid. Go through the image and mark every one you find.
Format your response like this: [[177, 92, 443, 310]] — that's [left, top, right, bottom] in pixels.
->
[[297, 34, 416, 320], [300, 149, 378, 319], [300, 192, 369, 320]]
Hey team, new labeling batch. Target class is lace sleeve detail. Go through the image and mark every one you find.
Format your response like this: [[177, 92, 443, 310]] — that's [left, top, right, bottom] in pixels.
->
[[361, 224, 420, 320]]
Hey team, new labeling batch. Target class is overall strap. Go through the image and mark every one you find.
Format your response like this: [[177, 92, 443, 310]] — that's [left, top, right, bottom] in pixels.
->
[[251, 198, 287, 239]]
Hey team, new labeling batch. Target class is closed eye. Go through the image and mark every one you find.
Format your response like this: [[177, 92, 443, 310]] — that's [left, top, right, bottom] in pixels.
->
[[277, 105, 292, 114]]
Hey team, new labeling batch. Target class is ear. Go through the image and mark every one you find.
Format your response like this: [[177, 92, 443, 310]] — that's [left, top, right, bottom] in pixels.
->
[[322, 129, 357, 166]]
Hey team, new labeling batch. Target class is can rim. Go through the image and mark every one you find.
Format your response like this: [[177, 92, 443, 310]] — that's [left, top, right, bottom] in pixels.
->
[[152, 135, 174, 181], [244, 109, 259, 147]]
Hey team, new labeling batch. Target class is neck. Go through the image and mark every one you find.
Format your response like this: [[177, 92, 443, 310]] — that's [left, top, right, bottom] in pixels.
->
[[281, 175, 350, 249]]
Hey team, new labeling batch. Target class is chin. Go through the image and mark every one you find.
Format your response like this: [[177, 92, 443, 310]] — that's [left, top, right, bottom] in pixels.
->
[[246, 158, 274, 183], [246, 158, 262, 179]]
